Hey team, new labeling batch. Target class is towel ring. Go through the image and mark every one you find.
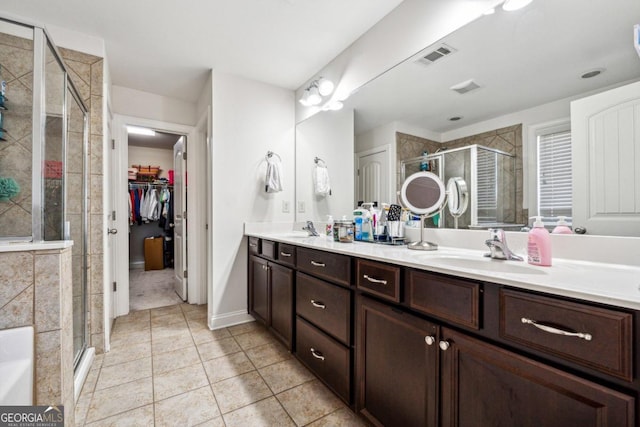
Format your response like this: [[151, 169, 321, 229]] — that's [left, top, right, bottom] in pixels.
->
[[266, 151, 282, 162], [314, 156, 326, 167]]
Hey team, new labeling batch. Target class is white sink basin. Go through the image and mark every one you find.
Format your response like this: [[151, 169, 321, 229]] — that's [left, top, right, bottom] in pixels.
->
[[275, 232, 318, 239], [0, 326, 34, 405], [427, 256, 546, 275]]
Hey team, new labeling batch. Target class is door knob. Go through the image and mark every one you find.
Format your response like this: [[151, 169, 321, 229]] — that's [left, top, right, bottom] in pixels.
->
[[424, 336, 436, 346], [439, 340, 451, 351], [107, 228, 118, 235]]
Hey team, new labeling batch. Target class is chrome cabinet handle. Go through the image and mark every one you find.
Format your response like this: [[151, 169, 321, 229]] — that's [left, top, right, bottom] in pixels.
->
[[311, 261, 326, 267], [521, 318, 592, 341], [363, 274, 387, 285], [425, 336, 436, 346], [280, 252, 292, 257], [439, 340, 450, 351], [311, 300, 326, 309], [310, 348, 325, 361]]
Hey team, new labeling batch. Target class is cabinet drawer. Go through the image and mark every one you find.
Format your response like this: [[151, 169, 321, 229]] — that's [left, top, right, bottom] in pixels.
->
[[500, 289, 633, 381], [407, 270, 481, 330], [276, 243, 296, 267], [248, 237, 260, 255], [296, 247, 351, 287], [296, 272, 351, 344], [296, 317, 351, 403], [356, 259, 401, 303], [261, 240, 276, 260]]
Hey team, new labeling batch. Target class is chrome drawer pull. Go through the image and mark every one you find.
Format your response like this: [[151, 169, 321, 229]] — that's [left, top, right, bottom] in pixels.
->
[[310, 300, 326, 309], [310, 348, 325, 361], [363, 274, 387, 285], [280, 252, 292, 257], [311, 261, 326, 267], [521, 317, 593, 341]]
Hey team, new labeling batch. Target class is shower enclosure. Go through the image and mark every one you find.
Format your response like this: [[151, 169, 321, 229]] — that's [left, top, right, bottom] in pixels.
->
[[0, 17, 89, 368], [401, 144, 518, 229]]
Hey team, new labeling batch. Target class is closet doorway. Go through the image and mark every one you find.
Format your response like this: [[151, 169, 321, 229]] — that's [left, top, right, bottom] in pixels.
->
[[128, 128, 185, 311]]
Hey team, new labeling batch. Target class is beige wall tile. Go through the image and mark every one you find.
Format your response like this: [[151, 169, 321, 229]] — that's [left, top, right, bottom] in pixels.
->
[[34, 253, 62, 332], [0, 251, 33, 306], [35, 330, 62, 404], [0, 284, 33, 329]]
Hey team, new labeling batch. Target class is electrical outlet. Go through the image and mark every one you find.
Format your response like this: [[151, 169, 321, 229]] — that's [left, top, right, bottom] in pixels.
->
[[297, 201, 306, 213], [282, 200, 290, 213]]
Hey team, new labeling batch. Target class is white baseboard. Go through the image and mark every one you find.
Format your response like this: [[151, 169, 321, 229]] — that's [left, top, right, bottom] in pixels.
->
[[74, 347, 95, 402], [209, 310, 255, 330]]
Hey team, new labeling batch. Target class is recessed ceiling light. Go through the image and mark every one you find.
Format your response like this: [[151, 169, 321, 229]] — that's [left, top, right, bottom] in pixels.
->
[[449, 116, 463, 121], [502, 0, 533, 12], [581, 68, 605, 79], [127, 126, 156, 136]]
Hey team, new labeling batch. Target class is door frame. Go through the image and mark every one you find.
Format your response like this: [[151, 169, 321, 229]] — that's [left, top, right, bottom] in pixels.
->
[[355, 144, 394, 206], [111, 114, 202, 317]]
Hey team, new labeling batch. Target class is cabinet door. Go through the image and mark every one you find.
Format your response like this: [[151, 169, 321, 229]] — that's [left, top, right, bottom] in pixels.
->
[[356, 296, 439, 427], [248, 255, 269, 325], [440, 327, 635, 427], [270, 262, 293, 350]]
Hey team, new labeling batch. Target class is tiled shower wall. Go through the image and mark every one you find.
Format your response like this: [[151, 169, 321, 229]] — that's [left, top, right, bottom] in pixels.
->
[[58, 47, 106, 354], [396, 125, 526, 225]]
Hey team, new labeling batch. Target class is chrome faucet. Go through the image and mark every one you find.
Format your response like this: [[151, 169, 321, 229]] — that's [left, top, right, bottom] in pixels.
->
[[302, 221, 319, 236], [484, 229, 523, 261]]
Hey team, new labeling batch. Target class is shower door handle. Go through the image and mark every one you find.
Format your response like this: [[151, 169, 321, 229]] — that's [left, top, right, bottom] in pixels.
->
[[107, 228, 118, 235]]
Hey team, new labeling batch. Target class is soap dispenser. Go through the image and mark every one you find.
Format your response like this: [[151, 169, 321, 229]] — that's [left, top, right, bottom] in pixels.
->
[[552, 216, 573, 234], [527, 216, 552, 266], [326, 215, 334, 240]]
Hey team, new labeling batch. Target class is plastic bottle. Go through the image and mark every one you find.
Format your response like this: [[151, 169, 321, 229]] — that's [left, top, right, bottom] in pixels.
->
[[326, 215, 334, 240], [527, 216, 552, 266], [551, 216, 573, 234]]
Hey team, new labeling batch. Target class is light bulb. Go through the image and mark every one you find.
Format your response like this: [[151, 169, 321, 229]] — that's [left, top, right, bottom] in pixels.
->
[[317, 78, 335, 96], [502, 0, 533, 11], [307, 86, 322, 105], [299, 90, 312, 106]]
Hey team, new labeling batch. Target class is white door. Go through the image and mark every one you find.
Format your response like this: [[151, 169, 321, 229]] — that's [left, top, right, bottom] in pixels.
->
[[173, 138, 187, 299], [105, 125, 115, 350], [571, 81, 640, 236], [356, 146, 391, 205]]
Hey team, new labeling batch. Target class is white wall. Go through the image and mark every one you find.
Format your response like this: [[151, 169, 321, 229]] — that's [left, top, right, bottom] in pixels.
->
[[296, 109, 355, 221], [111, 85, 197, 126], [128, 146, 173, 179], [296, 0, 501, 123], [210, 71, 295, 328]]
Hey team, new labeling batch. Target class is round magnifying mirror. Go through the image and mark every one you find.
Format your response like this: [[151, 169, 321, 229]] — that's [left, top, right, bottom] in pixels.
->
[[400, 172, 446, 250], [400, 171, 446, 216], [446, 177, 469, 217]]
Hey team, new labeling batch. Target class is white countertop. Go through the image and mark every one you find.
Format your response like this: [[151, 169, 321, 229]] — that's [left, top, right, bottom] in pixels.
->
[[246, 230, 640, 311]]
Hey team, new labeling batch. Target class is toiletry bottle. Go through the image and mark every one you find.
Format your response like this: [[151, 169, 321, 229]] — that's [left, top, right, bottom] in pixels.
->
[[552, 216, 573, 234], [326, 215, 334, 240], [527, 216, 552, 266]]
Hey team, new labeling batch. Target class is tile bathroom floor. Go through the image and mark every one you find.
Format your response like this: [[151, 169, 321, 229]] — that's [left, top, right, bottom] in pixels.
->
[[129, 268, 183, 311], [75, 303, 366, 426]]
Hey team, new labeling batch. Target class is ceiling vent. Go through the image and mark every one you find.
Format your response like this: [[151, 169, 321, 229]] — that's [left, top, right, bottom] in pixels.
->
[[415, 44, 456, 66], [450, 79, 481, 94]]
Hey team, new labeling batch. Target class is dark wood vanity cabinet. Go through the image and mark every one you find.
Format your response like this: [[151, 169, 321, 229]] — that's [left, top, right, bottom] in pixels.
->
[[248, 250, 294, 350], [248, 238, 638, 426], [440, 327, 635, 427], [356, 295, 438, 427]]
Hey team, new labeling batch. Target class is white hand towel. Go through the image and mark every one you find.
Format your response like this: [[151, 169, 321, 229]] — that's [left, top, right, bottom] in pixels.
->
[[313, 164, 331, 196], [265, 157, 283, 193]]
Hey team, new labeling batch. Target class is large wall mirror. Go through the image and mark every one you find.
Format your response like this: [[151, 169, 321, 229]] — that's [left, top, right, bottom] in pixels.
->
[[295, 0, 640, 236]]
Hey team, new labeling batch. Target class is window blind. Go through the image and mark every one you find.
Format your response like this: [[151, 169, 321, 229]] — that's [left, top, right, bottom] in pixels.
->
[[477, 150, 498, 223], [538, 129, 572, 219]]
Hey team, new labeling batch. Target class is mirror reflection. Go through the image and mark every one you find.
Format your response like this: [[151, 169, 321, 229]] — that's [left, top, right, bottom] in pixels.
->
[[296, 0, 640, 236]]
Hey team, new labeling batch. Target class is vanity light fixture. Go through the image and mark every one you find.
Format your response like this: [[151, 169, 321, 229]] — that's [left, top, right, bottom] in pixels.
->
[[299, 77, 335, 106], [126, 125, 156, 136], [502, 0, 533, 11]]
